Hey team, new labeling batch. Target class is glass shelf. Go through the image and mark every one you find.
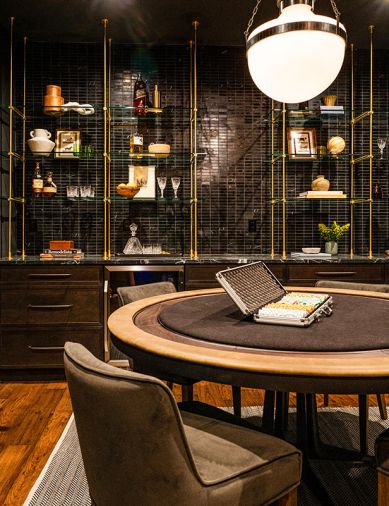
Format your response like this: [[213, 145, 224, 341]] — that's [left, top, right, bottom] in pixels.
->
[[0, 150, 205, 162], [270, 152, 351, 161], [27, 196, 187, 204]]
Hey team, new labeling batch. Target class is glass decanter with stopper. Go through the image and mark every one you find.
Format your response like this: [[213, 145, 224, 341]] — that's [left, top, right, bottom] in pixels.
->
[[42, 171, 57, 198], [123, 223, 143, 255]]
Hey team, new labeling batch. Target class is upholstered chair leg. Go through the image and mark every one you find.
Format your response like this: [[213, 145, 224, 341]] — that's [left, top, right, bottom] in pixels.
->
[[232, 386, 241, 417], [378, 470, 389, 506], [273, 487, 298, 505], [323, 393, 329, 406], [182, 385, 194, 402], [359, 394, 368, 455], [377, 394, 388, 420]]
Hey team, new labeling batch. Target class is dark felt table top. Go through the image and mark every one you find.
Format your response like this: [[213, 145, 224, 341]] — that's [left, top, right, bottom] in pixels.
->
[[158, 293, 389, 352]]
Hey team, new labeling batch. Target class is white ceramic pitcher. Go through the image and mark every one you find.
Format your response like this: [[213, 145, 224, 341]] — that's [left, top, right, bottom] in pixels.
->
[[27, 129, 55, 156]]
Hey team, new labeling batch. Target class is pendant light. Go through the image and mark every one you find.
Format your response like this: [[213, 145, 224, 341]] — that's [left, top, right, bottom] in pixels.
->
[[246, 0, 347, 103]]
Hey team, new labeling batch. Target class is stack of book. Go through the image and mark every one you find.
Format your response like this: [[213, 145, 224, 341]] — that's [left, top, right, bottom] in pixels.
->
[[320, 105, 344, 115], [298, 191, 346, 199], [40, 249, 84, 260]]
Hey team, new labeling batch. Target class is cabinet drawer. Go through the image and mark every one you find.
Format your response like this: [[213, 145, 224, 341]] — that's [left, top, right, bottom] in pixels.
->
[[0, 328, 102, 368], [0, 286, 101, 324], [288, 264, 384, 285], [0, 266, 101, 284]]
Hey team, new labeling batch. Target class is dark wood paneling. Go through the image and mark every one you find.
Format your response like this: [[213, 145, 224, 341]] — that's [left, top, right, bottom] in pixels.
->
[[185, 263, 286, 290], [0, 266, 101, 284], [287, 264, 384, 286], [0, 328, 102, 368], [1, 286, 101, 324]]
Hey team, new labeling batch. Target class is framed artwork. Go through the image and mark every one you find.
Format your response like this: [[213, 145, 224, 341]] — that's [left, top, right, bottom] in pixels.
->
[[287, 127, 317, 160], [128, 165, 156, 199], [55, 129, 81, 159]]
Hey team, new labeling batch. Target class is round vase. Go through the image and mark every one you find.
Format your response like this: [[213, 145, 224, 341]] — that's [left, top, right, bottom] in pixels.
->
[[325, 241, 338, 255], [312, 175, 330, 191]]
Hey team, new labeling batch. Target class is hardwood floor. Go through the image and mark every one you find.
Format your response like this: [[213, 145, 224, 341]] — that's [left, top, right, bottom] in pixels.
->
[[0, 380, 384, 505]]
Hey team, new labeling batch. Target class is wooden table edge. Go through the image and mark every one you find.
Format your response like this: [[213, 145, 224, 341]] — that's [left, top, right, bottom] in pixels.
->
[[108, 287, 389, 378]]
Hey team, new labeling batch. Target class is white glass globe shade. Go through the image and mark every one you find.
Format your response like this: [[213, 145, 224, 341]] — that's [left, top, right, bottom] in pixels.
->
[[247, 4, 346, 103]]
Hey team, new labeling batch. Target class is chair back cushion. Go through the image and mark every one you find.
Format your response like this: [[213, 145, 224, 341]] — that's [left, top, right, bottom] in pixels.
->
[[117, 281, 176, 306], [315, 280, 389, 293], [64, 342, 201, 506]]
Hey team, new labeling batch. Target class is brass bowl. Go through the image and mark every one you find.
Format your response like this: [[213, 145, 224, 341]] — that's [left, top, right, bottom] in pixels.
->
[[322, 95, 337, 106], [116, 185, 140, 199]]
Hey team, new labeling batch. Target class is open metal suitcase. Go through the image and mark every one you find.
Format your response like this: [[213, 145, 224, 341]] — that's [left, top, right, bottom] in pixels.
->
[[216, 261, 333, 327]]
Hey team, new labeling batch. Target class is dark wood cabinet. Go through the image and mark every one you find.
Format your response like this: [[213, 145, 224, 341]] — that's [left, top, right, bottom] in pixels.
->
[[0, 266, 104, 376], [287, 264, 384, 286]]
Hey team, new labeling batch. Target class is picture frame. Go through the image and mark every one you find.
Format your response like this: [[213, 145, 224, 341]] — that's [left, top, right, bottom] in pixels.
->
[[287, 127, 317, 160], [55, 129, 81, 159], [128, 165, 156, 199]]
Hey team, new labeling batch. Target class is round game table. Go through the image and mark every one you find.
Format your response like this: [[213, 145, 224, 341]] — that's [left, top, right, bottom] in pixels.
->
[[108, 287, 389, 396]]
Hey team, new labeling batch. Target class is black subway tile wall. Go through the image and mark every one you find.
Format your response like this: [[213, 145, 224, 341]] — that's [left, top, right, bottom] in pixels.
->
[[13, 41, 388, 256]]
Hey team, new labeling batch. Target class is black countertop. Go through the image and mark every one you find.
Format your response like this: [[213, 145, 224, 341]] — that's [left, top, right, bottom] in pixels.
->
[[1, 254, 389, 265]]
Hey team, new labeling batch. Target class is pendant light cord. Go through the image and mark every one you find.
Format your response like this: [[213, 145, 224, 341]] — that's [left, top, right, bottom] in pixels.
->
[[244, 0, 263, 41], [244, 0, 342, 42]]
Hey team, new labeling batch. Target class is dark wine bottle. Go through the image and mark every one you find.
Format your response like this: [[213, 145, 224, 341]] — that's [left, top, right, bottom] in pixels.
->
[[133, 73, 149, 115]]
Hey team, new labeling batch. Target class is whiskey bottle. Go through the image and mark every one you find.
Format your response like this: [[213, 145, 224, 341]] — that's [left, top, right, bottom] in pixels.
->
[[129, 132, 143, 155], [32, 162, 43, 198], [42, 171, 57, 198], [133, 73, 148, 115]]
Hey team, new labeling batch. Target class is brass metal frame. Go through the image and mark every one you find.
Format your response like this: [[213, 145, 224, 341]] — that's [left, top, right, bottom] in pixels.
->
[[189, 21, 199, 259], [101, 19, 110, 259], [350, 26, 374, 259], [270, 102, 287, 259], [6, 18, 27, 260]]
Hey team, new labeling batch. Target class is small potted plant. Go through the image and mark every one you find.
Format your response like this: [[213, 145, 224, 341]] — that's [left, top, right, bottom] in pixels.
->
[[318, 221, 350, 255]]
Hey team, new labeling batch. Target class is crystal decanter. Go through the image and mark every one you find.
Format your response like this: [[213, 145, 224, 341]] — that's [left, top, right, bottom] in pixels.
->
[[123, 223, 143, 255]]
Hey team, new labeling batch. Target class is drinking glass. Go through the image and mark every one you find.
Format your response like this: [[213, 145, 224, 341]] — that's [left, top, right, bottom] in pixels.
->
[[66, 185, 79, 199], [171, 177, 181, 199], [80, 185, 92, 198], [157, 176, 167, 199], [377, 137, 387, 160]]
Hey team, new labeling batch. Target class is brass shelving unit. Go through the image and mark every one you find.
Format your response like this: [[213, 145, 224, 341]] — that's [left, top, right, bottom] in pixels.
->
[[271, 26, 375, 259], [5, 18, 27, 260], [350, 26, 374, 259]]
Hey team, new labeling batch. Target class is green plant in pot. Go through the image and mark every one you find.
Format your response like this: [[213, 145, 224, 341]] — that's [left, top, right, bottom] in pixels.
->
[[318, 221, 350, 255]]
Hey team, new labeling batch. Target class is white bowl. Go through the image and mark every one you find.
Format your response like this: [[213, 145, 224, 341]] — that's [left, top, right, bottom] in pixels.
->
[[302, 248, 321, 254]]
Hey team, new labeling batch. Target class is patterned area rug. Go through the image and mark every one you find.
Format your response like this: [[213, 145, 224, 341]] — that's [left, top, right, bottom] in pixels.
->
[[24, 407, 388, 506]]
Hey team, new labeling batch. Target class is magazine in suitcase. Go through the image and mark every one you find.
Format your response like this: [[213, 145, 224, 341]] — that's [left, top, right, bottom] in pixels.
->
[[215, 261, 333, 327]]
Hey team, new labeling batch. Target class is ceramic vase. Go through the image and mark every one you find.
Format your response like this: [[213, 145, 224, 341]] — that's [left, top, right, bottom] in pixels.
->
[[27, 129, 55, 156], [312, 175, 330, 191], [325, 241, 338, 255]]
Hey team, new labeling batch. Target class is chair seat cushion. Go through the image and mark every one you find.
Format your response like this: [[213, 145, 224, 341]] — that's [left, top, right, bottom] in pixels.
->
[[315, 280, 389, 293], [181, 410, 301, 505]]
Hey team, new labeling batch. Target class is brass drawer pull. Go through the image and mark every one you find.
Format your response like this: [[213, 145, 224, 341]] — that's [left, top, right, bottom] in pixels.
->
[[28, 304, 73, 310], [28, 345, 65, 352], [28, 273, 72, 278], [315, 271, 356, 277]]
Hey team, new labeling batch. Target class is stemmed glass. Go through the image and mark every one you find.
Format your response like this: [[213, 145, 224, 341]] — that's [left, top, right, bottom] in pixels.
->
[[171, 177, 181, 199], [157, 177, 167, 199], [377, 137, 387, 160]]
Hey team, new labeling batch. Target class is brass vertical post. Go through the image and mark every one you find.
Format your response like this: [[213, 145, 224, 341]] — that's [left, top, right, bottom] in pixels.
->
[[192, 21, 199, 260], [350, 43, 354, 258], [101, 19, 108, 259], [107, 37, 112, 259], [368, 25, 374, 259], [281, 103, 287, 260], [21, 36, 27, 259], [271, 100, 275, 258], [7, 17, 15, 260], [189, 40, 194, 258]]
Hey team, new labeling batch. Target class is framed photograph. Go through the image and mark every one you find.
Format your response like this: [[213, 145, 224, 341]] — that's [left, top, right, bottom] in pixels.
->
[[55, 129, 81, 159], [128, 165, 156, 199], [287, 127, 317, 160]]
